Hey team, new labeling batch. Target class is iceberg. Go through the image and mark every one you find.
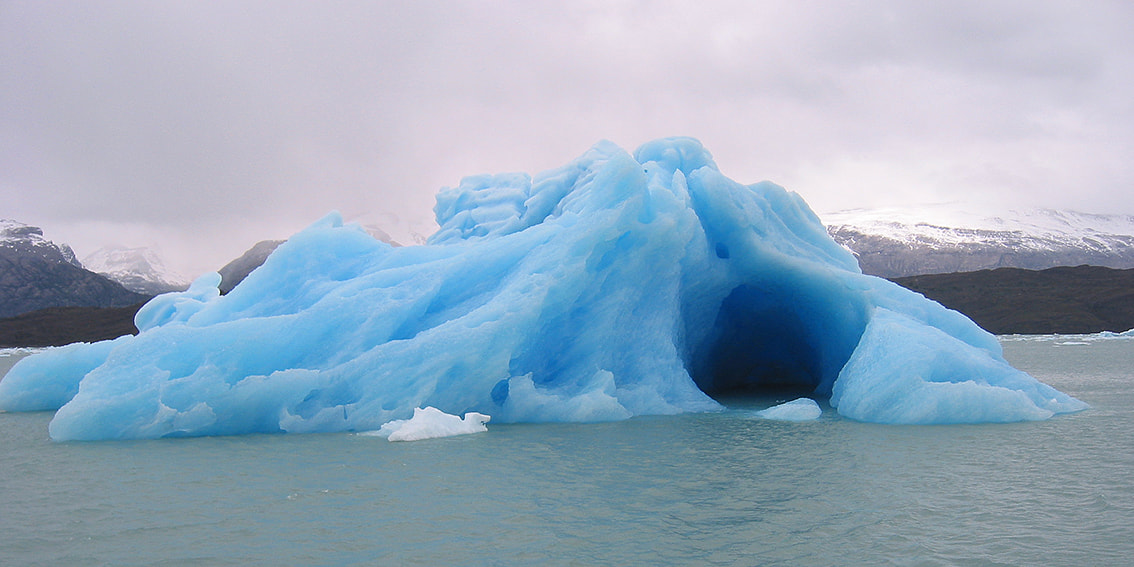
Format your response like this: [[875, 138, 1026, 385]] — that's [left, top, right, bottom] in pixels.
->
[[755, 398, 822, 422], [0, 137, 1087, 440], [365, 406, 491, 442]]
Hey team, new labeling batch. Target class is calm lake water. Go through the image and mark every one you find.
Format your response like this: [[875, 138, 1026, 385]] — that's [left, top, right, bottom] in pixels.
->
[[1, 335, 1132, 566]]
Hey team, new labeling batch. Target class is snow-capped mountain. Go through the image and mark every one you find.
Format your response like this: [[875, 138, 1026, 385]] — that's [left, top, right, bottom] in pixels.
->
[[82, 246, 189, 295], [821, 206, 1134, 278], [0, 220, 149, 318], [0, 219, 82, 267]]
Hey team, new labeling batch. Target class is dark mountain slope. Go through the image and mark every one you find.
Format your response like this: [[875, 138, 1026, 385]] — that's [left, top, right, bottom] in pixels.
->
[[218, 239, 283, 294], [893, 265, 1134, 335], [0, 220, 151, 318], [0, 304, 144, 347], [0, 246, 150, 318]]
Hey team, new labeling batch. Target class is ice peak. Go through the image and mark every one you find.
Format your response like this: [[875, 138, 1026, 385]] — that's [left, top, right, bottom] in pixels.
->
[[634, 137, 719, 176], [0, 218, 80, 267]]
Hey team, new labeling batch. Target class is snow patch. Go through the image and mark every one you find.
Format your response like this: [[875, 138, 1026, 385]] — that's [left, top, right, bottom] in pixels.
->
[[822, 205, 1134, 255], [82, 246, 189, 295]]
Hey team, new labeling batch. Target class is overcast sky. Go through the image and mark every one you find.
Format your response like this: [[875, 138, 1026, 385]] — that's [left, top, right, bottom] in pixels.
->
[[3, 1, 1132, 277]]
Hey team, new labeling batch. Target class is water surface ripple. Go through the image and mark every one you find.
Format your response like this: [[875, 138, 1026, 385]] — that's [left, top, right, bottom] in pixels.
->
[[1, 337, 1131, 565]]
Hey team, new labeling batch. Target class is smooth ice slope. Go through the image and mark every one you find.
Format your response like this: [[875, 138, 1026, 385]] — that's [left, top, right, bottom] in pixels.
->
[[0, 337, 129, 412], [0, 138, 1086, 440]]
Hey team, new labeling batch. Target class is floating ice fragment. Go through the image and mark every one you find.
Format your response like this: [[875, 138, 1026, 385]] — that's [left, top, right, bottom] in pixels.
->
[[755, 398, 822, 421], [366, 406, 491, 442]]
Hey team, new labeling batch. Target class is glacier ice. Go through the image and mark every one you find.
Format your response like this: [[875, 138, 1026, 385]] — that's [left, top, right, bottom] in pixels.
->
[[364, 406, 490, 442], [755, 398, 822, 421], [0, 137, 1087, 440], [0, 337, 129, 412]]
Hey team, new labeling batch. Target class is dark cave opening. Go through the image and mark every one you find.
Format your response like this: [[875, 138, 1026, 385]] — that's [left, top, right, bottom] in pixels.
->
[[691, 284, 826, 403]]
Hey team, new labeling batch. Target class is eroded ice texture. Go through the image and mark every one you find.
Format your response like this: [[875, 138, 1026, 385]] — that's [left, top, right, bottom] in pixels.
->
[[364, 406, 490, 442], [0, 138, 1087, 440], [755, 398, 822, 421]]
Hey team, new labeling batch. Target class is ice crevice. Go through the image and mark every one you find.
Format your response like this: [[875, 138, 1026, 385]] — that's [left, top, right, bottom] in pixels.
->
[[0, 137, 1087, 440]]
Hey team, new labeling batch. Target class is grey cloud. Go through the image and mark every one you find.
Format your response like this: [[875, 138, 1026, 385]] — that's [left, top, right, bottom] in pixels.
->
[[2, 1, 1132, 275]]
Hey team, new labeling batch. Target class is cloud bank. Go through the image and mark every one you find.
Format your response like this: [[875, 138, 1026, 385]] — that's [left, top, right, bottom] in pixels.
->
[[3, 1, 1131, 275]]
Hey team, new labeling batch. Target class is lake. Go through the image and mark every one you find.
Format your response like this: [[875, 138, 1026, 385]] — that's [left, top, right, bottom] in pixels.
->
[[2, 335, 1132, 566]]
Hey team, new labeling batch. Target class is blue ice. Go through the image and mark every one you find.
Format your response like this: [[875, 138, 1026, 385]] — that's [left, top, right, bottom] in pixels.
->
[[0, 138, 1087, 440]]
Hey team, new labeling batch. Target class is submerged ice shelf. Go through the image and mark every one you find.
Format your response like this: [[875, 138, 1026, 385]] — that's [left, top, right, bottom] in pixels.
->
[[0, 138, 1087, 440]]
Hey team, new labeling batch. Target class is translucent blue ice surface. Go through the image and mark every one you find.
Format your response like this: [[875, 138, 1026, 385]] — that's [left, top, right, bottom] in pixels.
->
[[0, 138, 1086, 440]]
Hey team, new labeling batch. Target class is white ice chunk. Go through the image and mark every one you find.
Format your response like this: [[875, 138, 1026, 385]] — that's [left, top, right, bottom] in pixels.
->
[[369, 407, 491, 442], [755, 398, 822, 421]]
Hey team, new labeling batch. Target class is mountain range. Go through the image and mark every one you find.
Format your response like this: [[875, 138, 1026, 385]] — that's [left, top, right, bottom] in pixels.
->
[[823, 206, 1134, 278], [0, 220, 149, 320], [2, 208, 1133, 346]]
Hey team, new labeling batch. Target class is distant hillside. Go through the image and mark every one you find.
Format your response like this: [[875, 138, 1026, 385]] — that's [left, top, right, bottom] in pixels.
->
[[0, 237, 288, 347], [0, 304, 144, 347], [893, 265, 1134, 335], [0, 220, 150, 318], [9, 219, 1127, 346], [218, 239, 283, 294], [825, 207, 1134, 278]]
